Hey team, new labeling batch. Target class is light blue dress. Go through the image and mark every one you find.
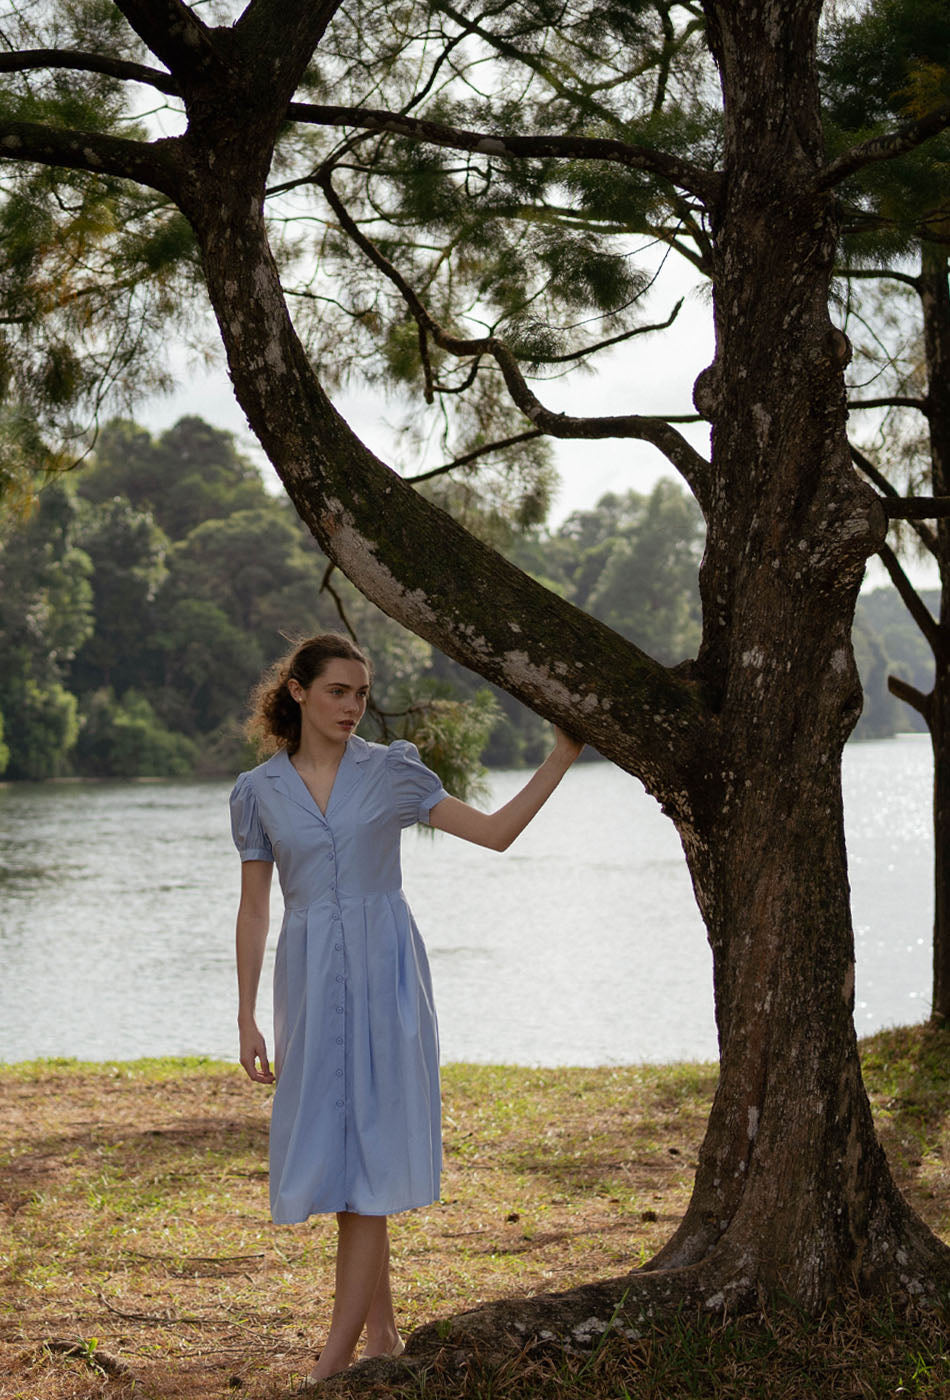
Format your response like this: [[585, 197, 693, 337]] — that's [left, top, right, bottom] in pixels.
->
[[229, 736, 448, 1223]]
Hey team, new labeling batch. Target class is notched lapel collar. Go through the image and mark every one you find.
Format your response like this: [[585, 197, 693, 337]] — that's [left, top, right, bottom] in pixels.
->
[[325, 735, 370, 817], [263, 748, 321, 820]]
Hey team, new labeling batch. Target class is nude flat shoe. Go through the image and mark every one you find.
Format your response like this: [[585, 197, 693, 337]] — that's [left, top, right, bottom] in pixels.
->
[[359, 1337, 405, 1362]]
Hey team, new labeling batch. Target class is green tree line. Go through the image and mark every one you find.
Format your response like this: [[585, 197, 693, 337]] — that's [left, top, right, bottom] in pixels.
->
[[0, 414, 929, 782]]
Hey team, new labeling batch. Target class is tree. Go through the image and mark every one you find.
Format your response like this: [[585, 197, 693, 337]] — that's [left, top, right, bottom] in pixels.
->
[[559, 481, 704, 664], [0, 477, 92, 778], [70, 494, 168, 693], [77, 415, 271, 539], [822, 0, 950, 1018], [3, 0, 950, 1321]]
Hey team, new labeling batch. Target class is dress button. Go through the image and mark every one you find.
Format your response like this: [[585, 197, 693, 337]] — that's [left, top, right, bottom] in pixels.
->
[[336, 1036, 343, 1045], [335, 1005, 343, 1014], [336, 1099, 344, 1108], [336, 1068, 343, 1077], [334, 942, 342, 951], [336, 974, 344, 983]]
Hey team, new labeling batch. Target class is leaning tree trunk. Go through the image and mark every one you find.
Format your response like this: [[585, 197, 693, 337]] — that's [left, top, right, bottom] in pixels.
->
[[919, 247, 950, 1023], [161, 0, 950, 1313]]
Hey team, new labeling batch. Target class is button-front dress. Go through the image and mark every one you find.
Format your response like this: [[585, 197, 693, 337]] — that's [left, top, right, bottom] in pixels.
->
[[229, 736, 447, 1223]]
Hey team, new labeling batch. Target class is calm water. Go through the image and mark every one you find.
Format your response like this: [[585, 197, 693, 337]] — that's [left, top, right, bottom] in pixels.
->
[[0, 737, 932, 1066]]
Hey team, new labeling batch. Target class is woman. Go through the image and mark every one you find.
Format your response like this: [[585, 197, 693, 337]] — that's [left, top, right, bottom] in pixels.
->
[[231, 633, 582, 1383]]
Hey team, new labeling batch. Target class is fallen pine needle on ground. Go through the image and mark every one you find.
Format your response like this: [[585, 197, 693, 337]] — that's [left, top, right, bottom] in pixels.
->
[[0, 1024, 948, 1399]]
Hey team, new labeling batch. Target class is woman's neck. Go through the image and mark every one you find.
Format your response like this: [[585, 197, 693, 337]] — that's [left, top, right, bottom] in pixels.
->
[[292, 729, 347, 769]]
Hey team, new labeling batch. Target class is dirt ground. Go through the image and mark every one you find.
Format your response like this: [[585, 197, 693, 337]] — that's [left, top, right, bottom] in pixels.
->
[[0, 1029, 946, 1400]]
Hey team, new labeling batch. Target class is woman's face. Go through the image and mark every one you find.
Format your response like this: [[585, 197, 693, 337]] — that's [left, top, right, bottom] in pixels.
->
[[290, 659, 370, 745]]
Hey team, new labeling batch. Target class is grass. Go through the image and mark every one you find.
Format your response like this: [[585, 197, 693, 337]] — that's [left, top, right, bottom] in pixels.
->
[[0, 1028, 948, 1399]]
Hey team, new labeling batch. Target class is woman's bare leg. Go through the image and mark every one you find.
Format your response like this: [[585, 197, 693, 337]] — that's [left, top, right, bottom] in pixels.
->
[[307, 1212, 389, 1381], [361, 1227, 402, 1358]]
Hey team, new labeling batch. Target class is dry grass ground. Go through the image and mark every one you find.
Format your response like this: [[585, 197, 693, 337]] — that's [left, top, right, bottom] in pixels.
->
[[0, 1024, 948, 1400]]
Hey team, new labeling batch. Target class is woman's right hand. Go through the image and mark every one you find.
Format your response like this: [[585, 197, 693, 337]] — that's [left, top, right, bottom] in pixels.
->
[[239, 1020, 275, 1084], [553, 725, 584, 763]]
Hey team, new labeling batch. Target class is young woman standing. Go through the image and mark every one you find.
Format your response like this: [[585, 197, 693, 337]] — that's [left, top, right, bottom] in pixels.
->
[[231, 633, 581, 1383]]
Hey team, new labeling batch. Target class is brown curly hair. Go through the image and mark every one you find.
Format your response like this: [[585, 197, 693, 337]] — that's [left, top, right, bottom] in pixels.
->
[[246, 633, 371, 755]]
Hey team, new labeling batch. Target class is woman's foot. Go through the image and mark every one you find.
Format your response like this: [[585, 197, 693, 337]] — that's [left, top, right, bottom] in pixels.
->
[[360, 1332, 405, 1360], [300, 1347, 356, 1386]]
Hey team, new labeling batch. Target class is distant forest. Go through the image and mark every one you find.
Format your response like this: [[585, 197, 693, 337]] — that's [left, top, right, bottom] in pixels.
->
[[0, 415, 935, 781]]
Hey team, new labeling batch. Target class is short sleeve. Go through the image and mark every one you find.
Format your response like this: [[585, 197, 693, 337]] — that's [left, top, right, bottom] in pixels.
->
[[386, 740, 449, 827], [229, 772, 274, 862]]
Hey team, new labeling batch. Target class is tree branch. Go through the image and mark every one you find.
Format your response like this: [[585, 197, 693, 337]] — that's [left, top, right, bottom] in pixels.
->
[[877, 541, 944, 658], [109, 0, 222, 81], [838, 266, 921, 291], [849, 443, 937, 553], [537, 298, 684, 365], [817, 102, 950, 191], [231, 0, 344, 105], [883, 496, 950, 520], [0, 49, 179, 96], [318, 170, 711, 508], [288, 102, 720, 203], [848, 395, 929, 415], [0, 120, 180, 198], [888, 674, 933, 726], [406, 429, 544, 482]]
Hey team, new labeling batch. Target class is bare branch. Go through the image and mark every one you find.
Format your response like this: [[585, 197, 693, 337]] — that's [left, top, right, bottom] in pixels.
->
[[406, 429, 544, 482], [319, 170, 711, 507], [838, 266, 921, 292], [319, 561, 361, 643], [0, 49, 179, 95], [231, 0, 344, 104], [0, 119, 179, 198], [817, 102, 950, 191], [877, 541, 944, 658], [888, 674, 933, 726], [883, 496, 950, 520], [537, 298, 684, 365], [849, 395, 929, 415], [288, 102, 720, 203], [110, 0, 222, 81], [850, 444, 937, 554]]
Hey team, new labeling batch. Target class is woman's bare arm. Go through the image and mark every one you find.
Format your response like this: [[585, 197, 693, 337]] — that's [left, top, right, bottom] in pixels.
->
[[236, 859, 275, 1083], [428, 727, 583, 850]]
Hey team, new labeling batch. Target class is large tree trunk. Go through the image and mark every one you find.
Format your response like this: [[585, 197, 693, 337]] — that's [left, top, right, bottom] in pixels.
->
[[642, 1, 948, 1303], [166, 0, 950, 1313], [919, 247, 950, 1022]]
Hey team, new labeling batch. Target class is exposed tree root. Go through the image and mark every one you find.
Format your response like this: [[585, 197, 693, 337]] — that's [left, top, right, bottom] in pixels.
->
[[312, 1246, 950, 1394]]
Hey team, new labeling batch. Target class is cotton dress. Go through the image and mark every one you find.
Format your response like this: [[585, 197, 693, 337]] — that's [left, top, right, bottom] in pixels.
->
[[229, 736, 448, 1223]]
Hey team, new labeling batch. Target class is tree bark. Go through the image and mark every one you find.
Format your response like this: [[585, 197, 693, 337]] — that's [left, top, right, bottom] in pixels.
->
[[643, 0, 947, 1303]]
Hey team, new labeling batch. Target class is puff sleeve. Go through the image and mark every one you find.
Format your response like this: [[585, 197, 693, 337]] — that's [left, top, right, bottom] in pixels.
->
[[386, 740, 449, 827], [229, 772, 274, 862]]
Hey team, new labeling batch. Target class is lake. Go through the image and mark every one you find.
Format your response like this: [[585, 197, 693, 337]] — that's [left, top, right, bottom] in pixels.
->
[[0, 736, 932, 1066]]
